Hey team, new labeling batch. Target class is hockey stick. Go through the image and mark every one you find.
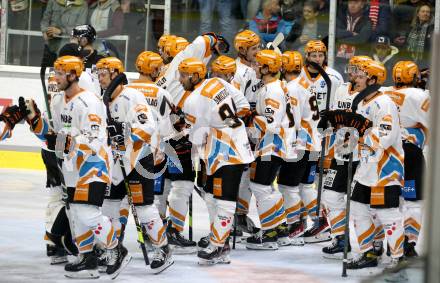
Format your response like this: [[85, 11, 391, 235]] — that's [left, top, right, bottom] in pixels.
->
[[103, 73, 150, 265], [266, 33, 285, 54], [189, 194, 193, 241], [308, 61, 332, 222], [342, 152, 353, 277]]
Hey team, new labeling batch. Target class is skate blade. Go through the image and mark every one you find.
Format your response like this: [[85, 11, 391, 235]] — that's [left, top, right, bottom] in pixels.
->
[[277, 237, 291, 247], [50, 257, 68, 265], [322, 252, 352, 260], [170, 245, 197, 255], [98, 265, 107, 273], [246, 243, 279, 250], [65, 269, 100, 279], [289, 238, 305, 246], [152, 259, 174, 275], [110, 254, 132, 280], [304, 233, 331, 243], [198, 256, 231, 265]]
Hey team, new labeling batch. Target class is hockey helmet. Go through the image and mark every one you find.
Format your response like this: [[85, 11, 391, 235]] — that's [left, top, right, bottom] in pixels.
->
[[256, 49, 282, 73], [178, 57, 207, 78], [234, 30, 261, 51], [96, 57, 124, 73], [392, 61, 420, 85], [135, 51, 163, 75], [211, 55, 236, 75], [282, 51, 303, 73], [54, 56, 84, 76]]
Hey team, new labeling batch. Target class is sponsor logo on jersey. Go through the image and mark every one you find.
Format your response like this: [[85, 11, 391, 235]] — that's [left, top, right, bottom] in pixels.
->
[[251, 80, 264, 93], [61, 114, 72, 124], [338, 101, 351, 109], [156, 76, 167, 87], [320, 80, 326, 88]]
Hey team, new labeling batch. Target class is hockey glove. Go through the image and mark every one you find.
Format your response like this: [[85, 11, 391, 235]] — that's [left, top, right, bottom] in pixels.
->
[[202, 32, 230, 54], [107, 118, 125, 147], [168, 135, 192, 155], [44, 131, 72, 154], [0, 104, 27, 129], [20, 97, 42, 131], [345, 112, 372, 137]]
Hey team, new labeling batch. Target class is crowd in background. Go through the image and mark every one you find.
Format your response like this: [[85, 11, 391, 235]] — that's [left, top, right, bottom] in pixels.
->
[[3, 0, 436, 73]]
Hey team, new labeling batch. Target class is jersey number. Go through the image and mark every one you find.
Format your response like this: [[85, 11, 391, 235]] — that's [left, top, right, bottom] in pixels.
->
[[219, 101, 241, 128], [309, 96, 320, 121]]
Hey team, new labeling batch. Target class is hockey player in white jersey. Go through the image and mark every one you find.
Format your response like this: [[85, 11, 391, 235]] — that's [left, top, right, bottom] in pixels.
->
[[382, 61, 430, 258], [279, 50, 315, 246], [296, 40, 344, 243], [176, 57, 254, 264], [332, 60, 405, 270], [231, 30, 263, 235], [128, 51, 175, 227], [23, 56, 128, 279], [157, 32, 230, 253], [195, 55, 252, 250], [96, 57, 173, 273], [0, 104, 27, 141], [245, 50, 296, 250], [320, 56, 370, 258]]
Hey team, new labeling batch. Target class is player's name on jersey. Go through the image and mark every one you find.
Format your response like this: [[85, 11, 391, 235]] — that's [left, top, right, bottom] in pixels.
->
[[213, 89, 228, 105]]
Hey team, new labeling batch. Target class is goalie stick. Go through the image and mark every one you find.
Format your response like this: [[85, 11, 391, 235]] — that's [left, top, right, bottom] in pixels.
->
[[102, 73, 150, 266], [341, 83, 380, 277]]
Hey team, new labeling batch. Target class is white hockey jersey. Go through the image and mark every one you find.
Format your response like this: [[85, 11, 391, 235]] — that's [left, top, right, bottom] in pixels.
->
[[328, 82, 360, 161], [127, 79, 175, 139], [381, 86, 430, 149], [353, 92, 404, 188], [0, 121, 10, 141], [181, 77, 254, 175], [157, 35, 215, 104], [231, 58, 264, 110], [297, 66, 344, 112], [253, 79, 297, 159], [290, 77, 322, 152], [32, 89, 111, 189], [107, 86, 159, 184]]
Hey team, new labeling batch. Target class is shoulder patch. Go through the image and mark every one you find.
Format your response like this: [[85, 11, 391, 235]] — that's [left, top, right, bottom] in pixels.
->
[[201, 78, 224, 99]]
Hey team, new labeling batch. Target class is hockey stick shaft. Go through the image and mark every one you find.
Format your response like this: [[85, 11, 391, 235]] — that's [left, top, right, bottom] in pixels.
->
[[308, 61, 332, 221], [118, 156, 150, 265], [189, 194, 193, 241], [342, 152, 353, 277]]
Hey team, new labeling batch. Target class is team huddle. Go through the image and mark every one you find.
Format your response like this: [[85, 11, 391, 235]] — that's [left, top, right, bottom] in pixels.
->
[[0, 26, 430, 279]]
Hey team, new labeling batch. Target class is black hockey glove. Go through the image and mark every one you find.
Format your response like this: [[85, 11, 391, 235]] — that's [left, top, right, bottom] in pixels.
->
[[107, 118, 125, 147], [202, 32, 230, 54], [0, 104, 27, 129], [44, 131, 72, 154], [168, 135, 192, 155], [19, 97, 41, 131]]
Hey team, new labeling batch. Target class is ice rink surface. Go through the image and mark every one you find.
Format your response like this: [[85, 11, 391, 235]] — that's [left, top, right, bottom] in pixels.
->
[[0, 168, 406, 283]]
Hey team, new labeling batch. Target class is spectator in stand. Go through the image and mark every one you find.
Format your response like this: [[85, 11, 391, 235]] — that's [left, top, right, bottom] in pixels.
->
[[249, 0, 294, 45], [391, 0, 433, 47], [88, 0, 124, 38], [40, 0, 88, 66], [370, 35, 399, 84], [335, 0, 372, 72], [8, 0, 29, 65], [286, 0, 328, 52], [367, 0, 391, 40], [280, 0, 305, 22], [406, 3, 434, 68], [198, 0, 233, 44]]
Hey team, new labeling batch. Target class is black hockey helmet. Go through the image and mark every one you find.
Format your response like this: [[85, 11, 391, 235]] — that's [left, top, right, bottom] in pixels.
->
[[72, 25, 97, 44]]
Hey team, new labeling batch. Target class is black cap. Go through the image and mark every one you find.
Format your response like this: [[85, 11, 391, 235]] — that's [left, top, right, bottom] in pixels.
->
[[58, 43, 81, 57], [375, 36, 390, 46]]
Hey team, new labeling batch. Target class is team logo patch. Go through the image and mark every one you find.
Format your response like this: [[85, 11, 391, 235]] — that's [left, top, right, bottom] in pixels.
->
[[320, 81, 326, 88]]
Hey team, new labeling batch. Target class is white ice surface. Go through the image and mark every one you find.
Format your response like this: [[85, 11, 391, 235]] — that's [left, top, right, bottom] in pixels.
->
[[0, 169, 406, 283]]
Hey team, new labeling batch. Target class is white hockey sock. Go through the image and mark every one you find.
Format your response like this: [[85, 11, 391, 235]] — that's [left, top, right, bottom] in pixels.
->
[[279, 184, 301, 225], [168, 180, 193, 232], [250, 182, 284, 230], [322, 190, 346, 237], [210, 199, 236, 247], [137, 204, 167, 247]]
